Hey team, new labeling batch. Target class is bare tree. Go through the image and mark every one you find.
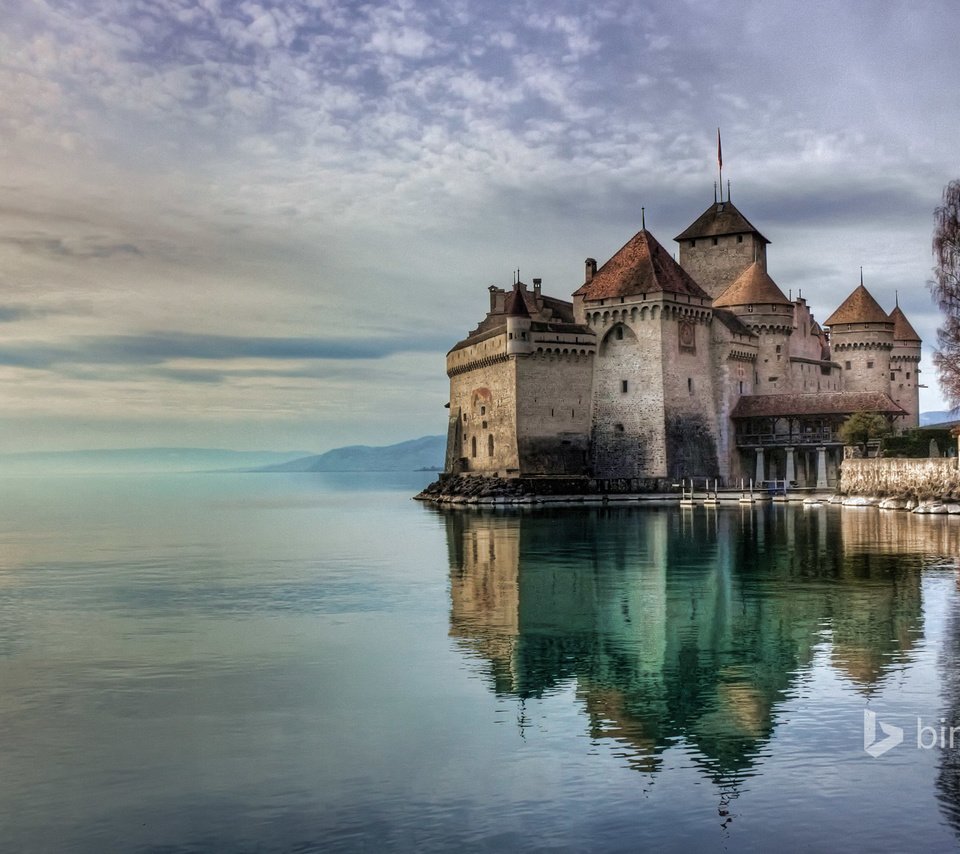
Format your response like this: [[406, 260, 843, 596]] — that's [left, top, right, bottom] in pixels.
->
[[931, 180, 960, 407]]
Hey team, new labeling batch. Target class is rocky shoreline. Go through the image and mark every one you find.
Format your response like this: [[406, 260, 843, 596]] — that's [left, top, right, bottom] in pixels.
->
[[414, 474, 674, 505], [416, 472, 960, 514], [832, 494, 960, 514]]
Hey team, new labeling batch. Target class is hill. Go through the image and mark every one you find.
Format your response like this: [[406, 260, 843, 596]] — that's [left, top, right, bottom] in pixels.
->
[[254, 436, 445, 472], [0, 448, 312, 474]]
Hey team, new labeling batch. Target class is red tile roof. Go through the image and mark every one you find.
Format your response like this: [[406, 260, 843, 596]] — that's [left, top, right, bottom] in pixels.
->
[[889, 305, 921, 342], [674, 200, 769, 243], [505, 284, 530, 318], [713, 262, 792, 308], [573, 229, 711, 301], [731, 392, 905, 419], [824, 284, 891, 326]]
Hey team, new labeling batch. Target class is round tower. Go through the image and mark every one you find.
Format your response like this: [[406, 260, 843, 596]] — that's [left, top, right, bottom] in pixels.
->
[[824, 282, 894, 396], [713, 262, 793, 393], [889, 303, 922, 428], [505, 283, 533, 356]]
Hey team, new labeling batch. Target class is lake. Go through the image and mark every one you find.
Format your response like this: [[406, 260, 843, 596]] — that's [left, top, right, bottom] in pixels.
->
[[0, 472, 958, 852]]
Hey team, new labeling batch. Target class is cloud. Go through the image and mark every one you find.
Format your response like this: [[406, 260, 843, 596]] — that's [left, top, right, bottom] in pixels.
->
[[0, 0, 958, 450], [0, 331, 452, 371], [0, 234, 143, 259]]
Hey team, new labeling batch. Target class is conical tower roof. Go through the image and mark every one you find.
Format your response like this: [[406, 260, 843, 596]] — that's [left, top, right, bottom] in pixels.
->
[[574, 229, 711, 301], [889, 305, 920, 342], [505, 283, 530, 318], [675, 199, 769, 244], [713, 262, 791, 308], [824, 284, 891, 326]]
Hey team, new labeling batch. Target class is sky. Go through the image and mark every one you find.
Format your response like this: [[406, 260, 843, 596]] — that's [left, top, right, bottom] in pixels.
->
[[1, 0, 959, 453]]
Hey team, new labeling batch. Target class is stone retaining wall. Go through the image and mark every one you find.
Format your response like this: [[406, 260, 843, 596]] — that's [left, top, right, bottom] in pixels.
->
[[840, 458, 960, 499]]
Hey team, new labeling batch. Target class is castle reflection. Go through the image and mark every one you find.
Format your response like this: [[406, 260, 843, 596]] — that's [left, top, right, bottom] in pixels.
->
[[938, 582, 960, 839], [442, 504, 934, 781]]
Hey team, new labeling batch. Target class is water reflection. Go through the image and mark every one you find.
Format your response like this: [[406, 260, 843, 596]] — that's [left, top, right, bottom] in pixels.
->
[[443, 505, 931, 783], [938, 574, 960, 839]]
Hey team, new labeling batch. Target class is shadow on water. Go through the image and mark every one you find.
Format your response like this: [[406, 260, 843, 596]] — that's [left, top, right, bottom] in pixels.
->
[[433, 503, 936, 786]]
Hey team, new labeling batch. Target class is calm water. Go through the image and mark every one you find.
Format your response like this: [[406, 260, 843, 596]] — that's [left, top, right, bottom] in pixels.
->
[[1, 473, 960, 852]]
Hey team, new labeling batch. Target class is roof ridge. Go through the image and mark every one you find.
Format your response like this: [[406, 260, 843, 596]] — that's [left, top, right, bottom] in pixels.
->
[[574, 228, 711, 301]]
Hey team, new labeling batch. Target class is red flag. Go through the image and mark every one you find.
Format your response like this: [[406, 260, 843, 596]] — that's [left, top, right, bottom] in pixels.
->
[[717, 128, 722, 170]]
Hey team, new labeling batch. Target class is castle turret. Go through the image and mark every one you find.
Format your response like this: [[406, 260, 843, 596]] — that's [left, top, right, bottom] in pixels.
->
[[824, 282, 895, 396], [675, 199, 770, 299], [713, 262, 793, 394], [505, 283, 533, 356], [888, 303, 921, 428]]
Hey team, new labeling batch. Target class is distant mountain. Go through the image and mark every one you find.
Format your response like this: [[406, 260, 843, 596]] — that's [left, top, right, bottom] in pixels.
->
[[254, 436, 445, 472], [0, 448, 312, 475], [921, 410, 957, 426]]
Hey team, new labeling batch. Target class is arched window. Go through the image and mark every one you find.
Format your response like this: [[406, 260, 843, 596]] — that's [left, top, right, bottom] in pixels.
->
[[471, 436, 477, 458], [488, 435, 494, 457]]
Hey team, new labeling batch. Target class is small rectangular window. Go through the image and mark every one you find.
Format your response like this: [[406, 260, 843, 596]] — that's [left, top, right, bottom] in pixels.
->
[[906, 372, 911, 379], [737, 235, 743, 244], [712, 237, 718, 246], [621, 380, 628, 393], [845, 361, 851, 370], [687, 378, 693, 393], [867, 360, 874, 369]]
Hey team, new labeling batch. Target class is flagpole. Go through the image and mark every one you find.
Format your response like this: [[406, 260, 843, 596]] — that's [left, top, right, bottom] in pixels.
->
[[717, 128, 723, 203]]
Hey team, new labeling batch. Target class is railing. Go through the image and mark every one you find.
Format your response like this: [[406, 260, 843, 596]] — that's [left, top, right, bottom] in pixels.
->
[[736, 430, 841, 447]]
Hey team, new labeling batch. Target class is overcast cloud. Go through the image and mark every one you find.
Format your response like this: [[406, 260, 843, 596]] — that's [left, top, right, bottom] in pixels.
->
[[1, 0, 958, 452]]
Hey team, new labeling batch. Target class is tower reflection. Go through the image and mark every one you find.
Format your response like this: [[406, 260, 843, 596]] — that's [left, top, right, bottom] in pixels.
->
[[443, 504, 927, 781]]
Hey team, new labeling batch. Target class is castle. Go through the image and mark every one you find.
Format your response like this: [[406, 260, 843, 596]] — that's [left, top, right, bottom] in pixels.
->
[[442, 191, 921, 490]]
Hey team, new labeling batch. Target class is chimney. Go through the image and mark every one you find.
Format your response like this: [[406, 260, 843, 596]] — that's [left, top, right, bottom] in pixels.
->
[[585, 258, 597, 283], [488, 284, 498, 312], [532, 277, 542, 299]]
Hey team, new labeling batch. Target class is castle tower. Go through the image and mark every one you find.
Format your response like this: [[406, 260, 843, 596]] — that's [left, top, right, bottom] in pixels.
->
[[505, 283, 533, 356], [888, 303, 921, 428], [573, 227, 718, 482], [713, 262, 793, 394], [824, 282, 895, 396], [675, 199, 770, 299]]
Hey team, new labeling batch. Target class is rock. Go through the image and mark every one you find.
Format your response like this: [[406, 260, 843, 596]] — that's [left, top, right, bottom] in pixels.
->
[[879, 497, 907, 510]]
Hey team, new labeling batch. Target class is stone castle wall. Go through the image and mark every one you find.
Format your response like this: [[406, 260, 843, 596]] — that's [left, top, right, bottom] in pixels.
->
[[840, 458, 960, 498], [447, 334, 519, 475], [677, 232, 764, 299], [890, 344, 921, 428], [591, 318, 667, 478], [516, 350, 593, 475], [659, 310, 720, 480]]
